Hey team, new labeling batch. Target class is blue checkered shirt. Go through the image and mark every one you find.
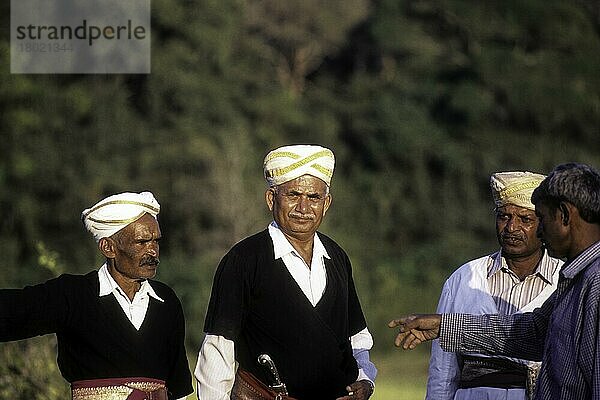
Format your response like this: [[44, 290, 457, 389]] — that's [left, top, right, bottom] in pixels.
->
[[440, 240, 600, 399]]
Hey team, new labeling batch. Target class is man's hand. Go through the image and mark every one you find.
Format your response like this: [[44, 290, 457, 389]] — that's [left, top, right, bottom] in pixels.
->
[[335, 379, 374, 400], [388, 314, 442, 349]]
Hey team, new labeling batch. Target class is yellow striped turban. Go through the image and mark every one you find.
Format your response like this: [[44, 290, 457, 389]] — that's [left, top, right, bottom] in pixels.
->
[[490, 171, 546, 211], [81, 192, 160, 242], [263, 145, 335, 187]]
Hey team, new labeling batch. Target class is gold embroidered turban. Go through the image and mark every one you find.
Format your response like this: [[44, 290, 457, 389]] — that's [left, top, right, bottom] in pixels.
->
[[81, 191, 160, 242], [490, 171, 546, 210], [263, 144, 335, 187]]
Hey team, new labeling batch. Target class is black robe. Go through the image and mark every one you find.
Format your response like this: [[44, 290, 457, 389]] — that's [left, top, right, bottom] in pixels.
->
[[0, 271, 193, 399], [204, 229, 368, 400]]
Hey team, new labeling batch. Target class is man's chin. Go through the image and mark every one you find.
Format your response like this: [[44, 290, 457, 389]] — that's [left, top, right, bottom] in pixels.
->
[[141, 265, 158, 278], [500, 243, 527, 256], [289, 221, 317, 231]]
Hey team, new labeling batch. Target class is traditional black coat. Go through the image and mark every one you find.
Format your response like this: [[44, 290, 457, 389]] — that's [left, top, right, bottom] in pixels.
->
[[204, 230, 368, 399], [0, 271, 193, 399]]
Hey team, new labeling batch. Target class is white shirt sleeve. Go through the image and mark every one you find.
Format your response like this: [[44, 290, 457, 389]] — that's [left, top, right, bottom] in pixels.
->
[[194, 335, 236, 400], [351, 327, 377, 384]]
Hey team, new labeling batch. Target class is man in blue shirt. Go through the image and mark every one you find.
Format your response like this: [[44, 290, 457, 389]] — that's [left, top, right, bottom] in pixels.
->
[[389, 162, 600, 400]]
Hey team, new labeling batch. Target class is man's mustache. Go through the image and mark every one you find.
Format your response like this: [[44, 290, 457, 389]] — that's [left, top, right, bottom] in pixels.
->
[[141, 256, 160, 266], [502, 234, 525, 242], [289, 212, 315, 220]]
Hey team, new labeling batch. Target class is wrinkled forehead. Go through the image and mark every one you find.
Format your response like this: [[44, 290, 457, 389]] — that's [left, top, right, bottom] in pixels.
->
[[277, 174, 329, 192], [119, 213, 161, 237], [495, 204, 537, 216]]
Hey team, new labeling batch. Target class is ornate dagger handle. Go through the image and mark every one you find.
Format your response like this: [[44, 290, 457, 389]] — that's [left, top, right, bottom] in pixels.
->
[[257, 354, 288, 395]]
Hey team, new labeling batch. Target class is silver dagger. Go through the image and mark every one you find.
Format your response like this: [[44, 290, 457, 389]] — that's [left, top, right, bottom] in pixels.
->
[[257, 354, 288, 395]]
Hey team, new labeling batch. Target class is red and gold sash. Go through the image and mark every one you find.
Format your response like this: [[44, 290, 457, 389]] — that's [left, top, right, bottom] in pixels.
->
[[71, 377, 167, 400]]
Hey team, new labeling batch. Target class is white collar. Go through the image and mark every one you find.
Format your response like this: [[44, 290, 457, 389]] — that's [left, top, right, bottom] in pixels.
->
[[98, 263, 164, 302], [268, 221, 330, 261], [487, 250, 555, 284]]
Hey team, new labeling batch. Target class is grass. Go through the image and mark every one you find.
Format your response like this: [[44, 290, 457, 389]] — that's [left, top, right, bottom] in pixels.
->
[[370, 346, 430, 400]]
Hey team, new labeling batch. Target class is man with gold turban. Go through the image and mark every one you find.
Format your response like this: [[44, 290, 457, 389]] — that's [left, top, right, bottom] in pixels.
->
[[422, 172, 563, 400], [195, 145, 376, 400], [0, 192, 193, 400], [390, 163, 600, 400]]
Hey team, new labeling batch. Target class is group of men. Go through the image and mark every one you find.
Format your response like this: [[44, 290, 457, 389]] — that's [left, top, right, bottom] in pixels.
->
[[392, 162, 600, 400], [425, 171, 563, 400], [0, 144, 375, 400], [1, 142, 599, 400]]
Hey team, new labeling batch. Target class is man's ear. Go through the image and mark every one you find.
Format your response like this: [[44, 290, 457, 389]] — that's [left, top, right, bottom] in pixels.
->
[[558, 202, 571, 226], [322, 194, 332, 216], [265, 188, 275, 212], [98, 237, 117, 259]]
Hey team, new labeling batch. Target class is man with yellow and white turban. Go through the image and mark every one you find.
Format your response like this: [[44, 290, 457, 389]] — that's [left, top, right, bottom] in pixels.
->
[[196, 145, 377, 400], [425, 171, 563, 400], [1, 192, 193, 400], [263, 144, 335, 188]]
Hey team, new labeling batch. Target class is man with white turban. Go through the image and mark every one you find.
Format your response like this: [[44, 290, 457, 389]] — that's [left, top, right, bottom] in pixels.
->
[[0, 192, 193, 400], [425, 172, 563, 400], [195, 145, 377, 400]]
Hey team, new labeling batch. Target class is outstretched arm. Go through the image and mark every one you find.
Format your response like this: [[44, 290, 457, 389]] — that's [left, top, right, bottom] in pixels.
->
[[391, 311, 549, 361], [1, 278, 68, 342], [388, 314, 441, 350]]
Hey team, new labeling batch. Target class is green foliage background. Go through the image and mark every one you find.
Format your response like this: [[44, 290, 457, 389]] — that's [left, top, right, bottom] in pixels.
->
[[1, 0, 599, 398]]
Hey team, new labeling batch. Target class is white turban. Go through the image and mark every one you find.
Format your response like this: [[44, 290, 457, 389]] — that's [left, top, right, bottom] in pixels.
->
[[81, 191, 160, 242], [263, 144, 335, 187], [490, 171, 546, 211]]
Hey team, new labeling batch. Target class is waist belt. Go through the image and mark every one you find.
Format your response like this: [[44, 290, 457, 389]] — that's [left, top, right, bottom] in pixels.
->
[[71, 377, 168, 400], [459, 355, 527, 389], [231, 369, 297, 400]]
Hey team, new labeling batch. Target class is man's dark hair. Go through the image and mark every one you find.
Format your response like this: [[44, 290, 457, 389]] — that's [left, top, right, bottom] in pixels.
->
[[532, 163, 600, 224]]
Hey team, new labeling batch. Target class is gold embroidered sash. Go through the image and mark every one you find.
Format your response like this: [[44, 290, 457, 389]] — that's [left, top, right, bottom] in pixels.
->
[[71, 377, 167, 400]]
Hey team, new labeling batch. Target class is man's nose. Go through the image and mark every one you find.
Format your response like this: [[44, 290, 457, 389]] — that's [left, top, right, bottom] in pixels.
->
[[295, 195, 310, 213], [505, 217, 519, 232], [148, 242, 159, 257]]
